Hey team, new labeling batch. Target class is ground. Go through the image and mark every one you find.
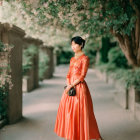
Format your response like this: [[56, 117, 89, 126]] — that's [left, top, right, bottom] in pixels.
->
[[0, 64, 140, 140]]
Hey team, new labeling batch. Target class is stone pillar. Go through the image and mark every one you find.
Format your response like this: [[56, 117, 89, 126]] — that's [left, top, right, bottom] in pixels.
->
[[22, 36, 43, 92], [127, 86, 140, 121], [0, 22, 25, 124], [40, 46, 54, 79], [53, 48, 59, 69], [53, 49, 57, 73]]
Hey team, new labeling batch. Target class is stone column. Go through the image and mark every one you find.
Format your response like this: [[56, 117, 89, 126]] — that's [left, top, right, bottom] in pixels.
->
[[40, 46, 54, 79], [53, 49, 57, 72], [23, 36, 43, 92], [0, 22, 25, 124]]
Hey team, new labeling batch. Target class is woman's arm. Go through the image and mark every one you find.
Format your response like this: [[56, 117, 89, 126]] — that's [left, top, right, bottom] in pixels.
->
[[66, 58, 73, 86], [66, 69, 70, 86]]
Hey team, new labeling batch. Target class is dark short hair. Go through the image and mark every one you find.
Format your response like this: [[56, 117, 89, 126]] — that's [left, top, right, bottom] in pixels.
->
[[71, 36, 86, 49]]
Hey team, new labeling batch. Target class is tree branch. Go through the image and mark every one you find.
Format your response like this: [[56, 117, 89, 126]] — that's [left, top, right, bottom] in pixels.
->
[[110, 28, 125, 50]]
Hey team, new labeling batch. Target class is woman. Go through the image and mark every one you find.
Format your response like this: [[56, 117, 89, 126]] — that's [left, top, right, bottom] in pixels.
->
[[54, 36, 103, 140]]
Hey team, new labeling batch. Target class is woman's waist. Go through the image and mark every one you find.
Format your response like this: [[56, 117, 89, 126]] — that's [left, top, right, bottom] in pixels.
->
[[70, 75, 86, 83], [70, 74, 81, 78]]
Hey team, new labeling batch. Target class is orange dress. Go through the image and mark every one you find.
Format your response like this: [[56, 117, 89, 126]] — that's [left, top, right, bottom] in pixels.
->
[[54, 54, 101, 140]]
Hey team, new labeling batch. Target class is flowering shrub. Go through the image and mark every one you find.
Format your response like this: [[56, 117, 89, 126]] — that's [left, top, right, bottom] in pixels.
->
[[0, 41, 14, 120], [0, 85, 9, 120]]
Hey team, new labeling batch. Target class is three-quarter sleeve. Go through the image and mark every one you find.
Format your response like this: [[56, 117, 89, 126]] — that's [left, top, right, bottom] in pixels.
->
[[78, 56, 89, 82], [66, 65, 71, 79], [66, 57, 73, 84]]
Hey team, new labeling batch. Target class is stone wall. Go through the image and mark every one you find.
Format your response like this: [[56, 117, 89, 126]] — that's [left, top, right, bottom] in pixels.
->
[[128, 86, 140, 121], [0, 22, 25, 124]]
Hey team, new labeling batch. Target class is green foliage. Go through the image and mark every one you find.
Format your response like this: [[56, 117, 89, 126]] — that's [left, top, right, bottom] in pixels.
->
[[0, 86, 8, 120], [95, 62, 116, 73], [128, 68, 140, 90], [0, 41, 5, 52], [95, 43, 140, 90], [39, 50, 49, 81], [96, 46, 132, 73], [99, 37, 112, 63], [22, 45, 38, 76], [40, 0, 48, 4], [5, 0, 140, 39], [114, 68, 140, 90], [0, 41, 13, 120], [109, 68, 140, 90], [47, 1, 59, 17], [96, 43, 132, 71], [96, 63, 140, 90], [84, 38, 99, 66], [95, 0, 137, 36], [5, 0, 139, 45], [0, 41, 14, 52], [59, 51, 73, 64], [108, 47, 131, 69], [85, 50, 96, 66]]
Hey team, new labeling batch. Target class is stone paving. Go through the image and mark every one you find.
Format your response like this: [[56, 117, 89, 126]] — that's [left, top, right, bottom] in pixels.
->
[[0, 64, 140, 140]]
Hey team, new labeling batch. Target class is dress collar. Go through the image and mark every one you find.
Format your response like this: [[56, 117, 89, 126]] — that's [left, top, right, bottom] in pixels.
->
[[74, 53, 85, 60]]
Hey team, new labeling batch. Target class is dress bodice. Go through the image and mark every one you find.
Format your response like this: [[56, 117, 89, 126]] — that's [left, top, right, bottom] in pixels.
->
[[66, 54, 90, 84]]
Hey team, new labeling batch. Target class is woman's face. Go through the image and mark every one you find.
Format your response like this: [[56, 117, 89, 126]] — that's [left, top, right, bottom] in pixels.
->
[[71, 41, 82, 53]]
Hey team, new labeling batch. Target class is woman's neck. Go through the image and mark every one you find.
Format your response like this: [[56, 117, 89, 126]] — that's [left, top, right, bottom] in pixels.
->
[[74, 51, 84, 58]]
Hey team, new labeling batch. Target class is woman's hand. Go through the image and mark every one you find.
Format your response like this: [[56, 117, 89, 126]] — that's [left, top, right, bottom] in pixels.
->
[[65, 84, 73, 95]]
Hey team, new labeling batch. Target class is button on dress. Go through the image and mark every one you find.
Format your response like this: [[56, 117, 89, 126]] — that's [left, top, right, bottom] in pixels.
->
[[54, 54, 101, 140]]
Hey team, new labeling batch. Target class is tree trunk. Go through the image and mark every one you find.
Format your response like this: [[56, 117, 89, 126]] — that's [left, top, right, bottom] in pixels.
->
[[110, 17, 140, 68], [108, 1, 140, 68]]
